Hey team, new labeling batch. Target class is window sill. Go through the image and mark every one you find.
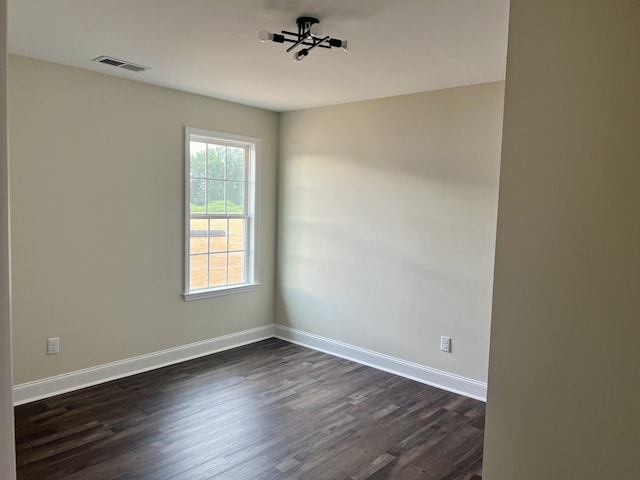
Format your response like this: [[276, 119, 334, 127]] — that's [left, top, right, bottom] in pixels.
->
[[183, 283, 260, 301]]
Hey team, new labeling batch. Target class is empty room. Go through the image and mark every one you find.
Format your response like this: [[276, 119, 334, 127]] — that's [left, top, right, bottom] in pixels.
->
[[1, 1, 639, 479]]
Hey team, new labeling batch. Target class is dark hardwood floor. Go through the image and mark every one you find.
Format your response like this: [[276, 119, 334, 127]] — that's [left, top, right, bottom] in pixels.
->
[[14, 338, 485, 479]]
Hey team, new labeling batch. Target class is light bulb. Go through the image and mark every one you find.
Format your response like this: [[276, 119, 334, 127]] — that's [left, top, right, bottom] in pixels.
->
[[309, 23, 323, 38], [329, 38, 350, 51], [293, 49, 309, 62], [258, 29, 273, 42]]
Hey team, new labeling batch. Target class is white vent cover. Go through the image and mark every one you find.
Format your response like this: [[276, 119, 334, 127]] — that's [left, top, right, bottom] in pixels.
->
[[92, 55, 150, 73]]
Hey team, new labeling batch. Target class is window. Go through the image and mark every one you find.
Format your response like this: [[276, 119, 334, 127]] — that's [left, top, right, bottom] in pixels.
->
[[184, 128, 259, 300]]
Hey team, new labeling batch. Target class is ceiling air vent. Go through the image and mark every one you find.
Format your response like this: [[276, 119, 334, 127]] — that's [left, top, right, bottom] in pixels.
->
[[92, 55, 150, 73]]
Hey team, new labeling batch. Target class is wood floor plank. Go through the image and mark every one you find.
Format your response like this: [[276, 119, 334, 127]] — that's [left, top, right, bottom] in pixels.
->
[[15, 338, 484, 479]]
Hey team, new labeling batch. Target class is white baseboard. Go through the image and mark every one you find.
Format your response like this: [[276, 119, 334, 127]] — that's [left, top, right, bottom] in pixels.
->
[[274, 325, 487, 402], [14, 323, 486, 406], [13, 325, 275, 406]]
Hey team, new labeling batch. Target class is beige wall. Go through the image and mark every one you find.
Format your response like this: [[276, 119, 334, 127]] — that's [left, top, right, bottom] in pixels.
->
[[483, 1, 640, 478], [8, 55, 278, 384], [1, 0, 16, 477], [277, 83, 504, 382]]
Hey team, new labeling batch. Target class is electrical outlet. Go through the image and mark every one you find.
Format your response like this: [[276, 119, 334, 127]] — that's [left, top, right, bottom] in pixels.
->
[[440, 336, 451, 353], [47, 337, 59, 355]]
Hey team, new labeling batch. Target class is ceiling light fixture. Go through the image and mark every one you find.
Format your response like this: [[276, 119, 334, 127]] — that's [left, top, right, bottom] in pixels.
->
[[259, 17, 349, 62]]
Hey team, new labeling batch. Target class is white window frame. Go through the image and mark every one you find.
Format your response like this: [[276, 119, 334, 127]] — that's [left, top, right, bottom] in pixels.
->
[[183, 127, 260, 301]]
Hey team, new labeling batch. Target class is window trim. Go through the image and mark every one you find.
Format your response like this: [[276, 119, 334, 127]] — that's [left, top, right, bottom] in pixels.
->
[[183, 127, 260, 301]]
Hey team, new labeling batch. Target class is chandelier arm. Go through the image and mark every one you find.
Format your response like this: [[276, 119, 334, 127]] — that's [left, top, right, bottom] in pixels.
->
[[304, 36, 330, 54], [279, 34, 331, 48], [286, 29, 312, 53]]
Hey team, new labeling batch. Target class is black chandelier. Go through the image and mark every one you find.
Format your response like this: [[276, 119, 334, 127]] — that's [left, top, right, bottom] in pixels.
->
[[259, 17, 349, 62]]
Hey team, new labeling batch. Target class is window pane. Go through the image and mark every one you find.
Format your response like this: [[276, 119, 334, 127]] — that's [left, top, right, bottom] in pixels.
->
[[207, 144, 225, 179], [227, 147, 245, 181], [189, 218, 208, 254], [209, 254, 227, 287], [186, 129, 257, 296], [206, 180, 225, 213], [228, 252, 245, 285], [227, 181, 244, 213], [190, 179, 206, 212], [189, 255, 208, 290], [190, 142, 207, 178], [209, 219, 228, 253], [228, 218, 245, 251]]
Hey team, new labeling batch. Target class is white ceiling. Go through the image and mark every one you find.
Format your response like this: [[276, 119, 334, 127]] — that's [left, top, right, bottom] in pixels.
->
[[8, 0, 509, 112]]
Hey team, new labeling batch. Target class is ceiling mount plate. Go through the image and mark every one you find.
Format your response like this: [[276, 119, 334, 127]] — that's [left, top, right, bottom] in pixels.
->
[[296, 17, 319, 29]]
